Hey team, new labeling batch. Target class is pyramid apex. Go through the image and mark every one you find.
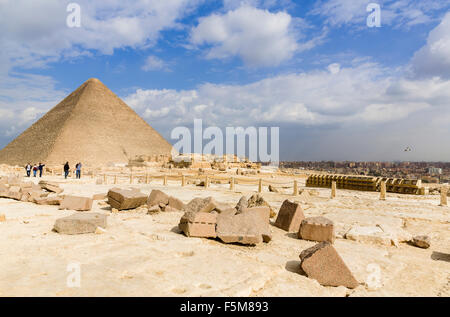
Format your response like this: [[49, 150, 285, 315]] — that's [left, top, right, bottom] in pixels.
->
[[86, 78, 102, 84]]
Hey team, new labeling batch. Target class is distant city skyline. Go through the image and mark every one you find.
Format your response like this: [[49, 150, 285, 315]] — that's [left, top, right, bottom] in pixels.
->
[[1, 1, 450, 161]]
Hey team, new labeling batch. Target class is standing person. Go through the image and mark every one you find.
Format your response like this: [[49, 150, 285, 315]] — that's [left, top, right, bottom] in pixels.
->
[[64, 162, 70, 179], [25, 163, 32, 177], [33, 164, 38, 177], [76, 162, 82, 179], [38, 162, 45, 178]]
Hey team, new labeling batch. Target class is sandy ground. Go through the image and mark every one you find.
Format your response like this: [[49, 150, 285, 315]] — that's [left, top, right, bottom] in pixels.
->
[[0, 174, 449, 297]]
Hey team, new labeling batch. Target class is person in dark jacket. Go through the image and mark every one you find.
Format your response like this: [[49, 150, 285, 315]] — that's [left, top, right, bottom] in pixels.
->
[[64, 162, 70, 179], [38, 162, 45, 177]]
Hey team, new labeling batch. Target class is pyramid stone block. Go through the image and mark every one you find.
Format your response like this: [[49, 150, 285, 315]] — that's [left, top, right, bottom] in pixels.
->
[[53, 213, 107, 235], [107, 188, 147, 210], [299, 216, 335, 243], [178, 212, 217, 238], [300, 242, 359, 289], [274, 200, 305, 232], [59, 195, 93, 211], [147, 190, 169, 207]]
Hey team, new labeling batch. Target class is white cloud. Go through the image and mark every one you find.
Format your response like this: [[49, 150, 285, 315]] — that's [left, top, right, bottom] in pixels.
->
[[142, 56, 169, 72], [190, 6, 300, 67], [0, 0, 204, 70], [125, 61, 450, 128], [312, 0, 450, 28], [123, 61, 450, 160], [0, 72, 67, 138], [328, 63, 341, 74], [411, 12, 450, 79]]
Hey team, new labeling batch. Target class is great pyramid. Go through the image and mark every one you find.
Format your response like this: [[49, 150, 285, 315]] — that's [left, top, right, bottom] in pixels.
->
[[0, 78, 173, 166]]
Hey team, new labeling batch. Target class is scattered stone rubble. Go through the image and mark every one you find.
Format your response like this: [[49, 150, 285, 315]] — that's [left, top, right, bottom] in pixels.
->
[[177, 194, 272, 245], [0, 176, 64, 206]]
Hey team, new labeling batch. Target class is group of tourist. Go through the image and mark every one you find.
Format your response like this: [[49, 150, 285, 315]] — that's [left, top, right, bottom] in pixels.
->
[[25, 163, 45, 178], [63, 162, 83, 179], [25, 162, 83, 179]]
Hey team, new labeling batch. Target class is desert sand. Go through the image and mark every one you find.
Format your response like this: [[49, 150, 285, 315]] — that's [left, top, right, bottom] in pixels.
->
[[0, 172, 449, 297]]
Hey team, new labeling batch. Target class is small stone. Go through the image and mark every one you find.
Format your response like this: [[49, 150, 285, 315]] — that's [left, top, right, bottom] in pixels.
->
[[0, 214, 5, 222], [412, 235, 431, 249], [147, 205, 161, 214], [95, 227, 107, 234]]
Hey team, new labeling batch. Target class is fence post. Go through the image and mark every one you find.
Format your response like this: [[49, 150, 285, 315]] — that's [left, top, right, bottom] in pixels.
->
[[205, 176, 209, 189], [182, 175, 186, 187], [130, 173, 133, 184], [440, 186, 448, 206], [103, 174, 107, 185], [164, 175, 168, 186], [331, 181, 337, 199], [146, 174, 149, 184], [114, 175, 117, 184], [230, 177, 235, 191], [293, 180, 298, 196], [258, 178, 262, 193], [380, 181, 386, 201]]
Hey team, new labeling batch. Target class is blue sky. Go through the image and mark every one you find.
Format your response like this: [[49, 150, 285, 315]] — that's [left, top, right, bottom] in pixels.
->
[[1, 0, 450, 161]]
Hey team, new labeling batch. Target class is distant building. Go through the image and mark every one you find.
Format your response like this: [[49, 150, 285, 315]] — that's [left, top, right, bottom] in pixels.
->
[[427, 167, 442, 175]]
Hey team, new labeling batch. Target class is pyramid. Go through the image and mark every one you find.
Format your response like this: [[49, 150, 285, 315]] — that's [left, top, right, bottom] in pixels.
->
[[0, 78, 173, 166]]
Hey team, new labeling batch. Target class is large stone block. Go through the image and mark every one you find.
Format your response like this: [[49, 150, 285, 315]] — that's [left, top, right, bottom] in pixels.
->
[[241, 206, 270, 224], [35, 197, 63, 205], [216, 211, 271, 245], [92, 193, 107, 200], [147, 189, 169, 207], [168, 196, 185, 210], [178, 212, 217, 238], [39, 181, 63, 194], [107, 188, 147, 210], [53, 213, 107, 235], [300, 242, 359, 289], [247, 194, 275, 218], [274, 200, 305, 232], [184, 197, 217, 213], [6, 186, 22, 200], [59, 195, 93, 211], [299, 216, 335, 243]]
